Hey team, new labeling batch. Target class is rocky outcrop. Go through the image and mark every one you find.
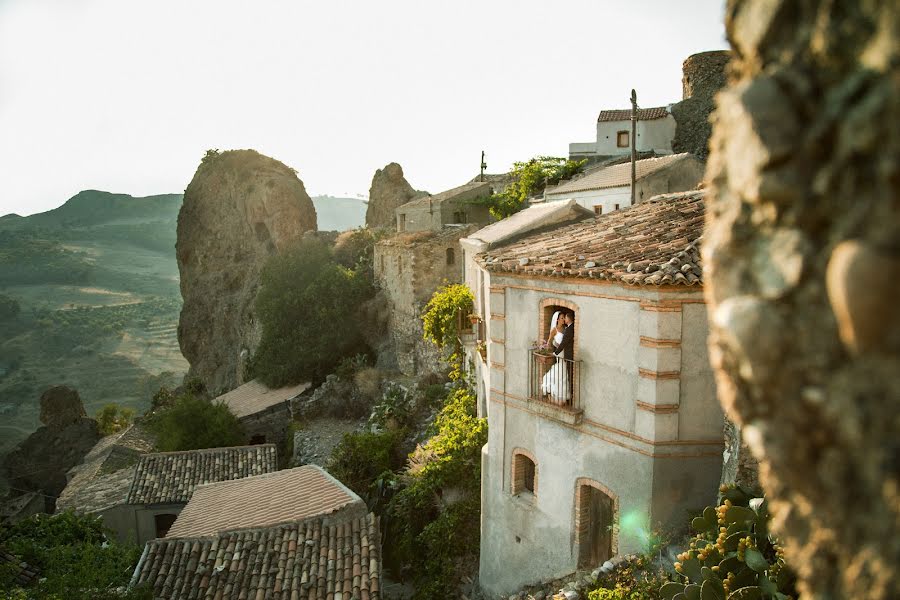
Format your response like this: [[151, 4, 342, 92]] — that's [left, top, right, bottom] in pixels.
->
[[176, 150, 316, 393], [2, 387, 100, 511], [365, 163, 425, 229], [670, 50, 730, 161]]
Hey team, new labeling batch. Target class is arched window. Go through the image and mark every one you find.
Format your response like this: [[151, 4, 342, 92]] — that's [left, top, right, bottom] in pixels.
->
[[446, 247, 455, 265], [511, 449, 537, 496]]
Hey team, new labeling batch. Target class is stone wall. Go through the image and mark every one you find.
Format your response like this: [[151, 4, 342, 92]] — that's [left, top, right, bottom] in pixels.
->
[[671, 50, 731, 161], [239, 403, 291, 449]]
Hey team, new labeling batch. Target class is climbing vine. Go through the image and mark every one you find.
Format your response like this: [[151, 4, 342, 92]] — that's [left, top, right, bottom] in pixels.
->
[[421, 283, 473, 380]]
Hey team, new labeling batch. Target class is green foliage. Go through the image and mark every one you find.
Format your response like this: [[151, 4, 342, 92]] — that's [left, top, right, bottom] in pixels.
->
[[149, 393, 244, 451], [201, 148, 220, 165], [388, 387, 487, 598], [422, 283, 474, 380], [0, 294, 20, 322], [332, 227, 376, 271], [479, 156, 586, 219], [251, 237, 375, 386], [663, 487, 796, 600], [327, 429, 405, 502], [0, 230, 94, 286], [95, 403, 135, 435], [589, 554, 671, 600], [0, 511, 150, 600], [368, 383, 415, 430]]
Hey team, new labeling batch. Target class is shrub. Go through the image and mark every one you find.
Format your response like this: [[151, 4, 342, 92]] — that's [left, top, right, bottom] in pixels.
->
[[327, 429, 405, 501], [150, 393, 244, 451], [422, 283, 473, 380], [477, 156, 586, 219], [332, 228, 375, 271], [0, 511, 150, 600], [251, 237, 375, 386], [95, 403, 134, 435], [661, 486, 796, 600]]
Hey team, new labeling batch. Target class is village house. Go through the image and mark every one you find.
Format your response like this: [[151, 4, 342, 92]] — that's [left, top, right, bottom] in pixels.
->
[[57, 440, 278, 545], [541, 153, 704, 215], [461, 190, 723, 595], [395, 180, 493, 233], [568, 106, 677, 161], [130, 465, 382, 599], [213, 378, 310, 446]]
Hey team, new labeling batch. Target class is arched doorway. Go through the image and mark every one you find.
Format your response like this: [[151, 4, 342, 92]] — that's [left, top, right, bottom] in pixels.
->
[[574, 479, 618, 568]]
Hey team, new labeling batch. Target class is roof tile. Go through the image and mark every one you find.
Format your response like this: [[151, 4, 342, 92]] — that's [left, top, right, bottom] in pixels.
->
[[547, 153, 693, 196], [597, 106, 670, 122]]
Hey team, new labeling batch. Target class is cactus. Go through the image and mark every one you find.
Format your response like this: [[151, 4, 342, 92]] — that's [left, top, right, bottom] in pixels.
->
[[662, 486, 796, 600]]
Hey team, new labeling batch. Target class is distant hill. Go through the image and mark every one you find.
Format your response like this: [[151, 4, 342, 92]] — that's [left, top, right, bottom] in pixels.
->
[[0, 190, 182, 231], [311, 195, 367, 231]]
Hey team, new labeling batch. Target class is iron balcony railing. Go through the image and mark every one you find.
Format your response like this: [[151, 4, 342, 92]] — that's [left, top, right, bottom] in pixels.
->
[[528, 351, 582, 412]]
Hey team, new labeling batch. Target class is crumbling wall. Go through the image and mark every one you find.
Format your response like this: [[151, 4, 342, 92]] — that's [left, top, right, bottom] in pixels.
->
[[704, 1, 900, 598], [671, 50, 731, 160]]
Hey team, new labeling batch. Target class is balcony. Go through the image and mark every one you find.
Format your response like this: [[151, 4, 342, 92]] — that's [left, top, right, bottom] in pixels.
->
[[527, 351, 582, 420]]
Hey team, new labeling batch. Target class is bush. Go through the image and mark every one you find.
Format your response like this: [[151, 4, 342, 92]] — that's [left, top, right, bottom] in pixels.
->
[[0, 511, 150, 600], [251, 237, 375, 386], [422, 283, 473, 380], [327, 429, 405, 501], [95, 403, 134, 435], [149, 393, 244, 451], [477, 156, 586, 219], [388, 387, 487, 598], [332, 228, 375, 271]]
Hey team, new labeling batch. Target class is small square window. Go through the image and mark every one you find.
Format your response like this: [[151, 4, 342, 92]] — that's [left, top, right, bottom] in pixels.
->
[[617, 131, 629, 148], [614, 203, 620, 210], [594, 205, 603, 216]]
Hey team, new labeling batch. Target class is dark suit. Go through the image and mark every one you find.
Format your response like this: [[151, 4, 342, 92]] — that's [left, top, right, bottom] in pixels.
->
[[554, 323, 574, 361]]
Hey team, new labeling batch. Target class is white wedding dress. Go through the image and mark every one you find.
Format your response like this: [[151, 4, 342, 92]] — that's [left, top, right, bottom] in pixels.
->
[[541, 329, 570, 404]]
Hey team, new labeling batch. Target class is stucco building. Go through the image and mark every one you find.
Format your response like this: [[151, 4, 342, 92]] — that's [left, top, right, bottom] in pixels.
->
[[395, 180, 493, 233], [463, 190, 723, 595], [542, 153, 704, 215], [569, 106, 677, 161]]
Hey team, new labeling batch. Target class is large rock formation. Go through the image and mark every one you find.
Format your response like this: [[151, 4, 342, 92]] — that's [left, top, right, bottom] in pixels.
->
[[365, 163, 424, 229], [2, 386, 100, 511], [704, 2, 899, 598], [177, 150, 317, 393], [670, 50, 730, 160]]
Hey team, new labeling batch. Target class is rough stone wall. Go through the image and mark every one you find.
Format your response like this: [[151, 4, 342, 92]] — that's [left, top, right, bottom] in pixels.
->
[[239, 403, 291, 449], [704, 2, 900, 598], [176, 150, 316, 394], [671, 50, 731, 161]]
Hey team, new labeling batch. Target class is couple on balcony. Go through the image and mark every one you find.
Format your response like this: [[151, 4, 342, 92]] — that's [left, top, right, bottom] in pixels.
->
[[541, 310, 574, 405]]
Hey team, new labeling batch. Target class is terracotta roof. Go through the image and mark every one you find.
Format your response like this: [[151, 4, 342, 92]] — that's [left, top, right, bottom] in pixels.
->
[[597, 106, 670, 122], [132, 513, 382, 600], [214, 379, 309, 419], [0, 549, 40, 587], [126, 445, 278, 505], [398, 180, 492, 210], [166, 465, 363, 539], [546, 153, 694, 196], [478, 190, 705, 286]]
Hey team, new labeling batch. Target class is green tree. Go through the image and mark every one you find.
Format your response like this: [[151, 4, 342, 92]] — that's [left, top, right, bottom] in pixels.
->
[[150, 393, 244, 451], [95, 403, 135, 435], [0, 511, 151, 600], [482, 155, 586, 219], [0, 293, 20, 323], [252, 237, 375, 386], [422, 283, 474, 379]]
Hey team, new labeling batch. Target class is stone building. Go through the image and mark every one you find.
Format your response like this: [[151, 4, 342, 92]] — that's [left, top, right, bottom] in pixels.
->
[[395, 180, 493, 233], [670, 50, 731, 160], [542, 153, 704, 215], [58, 442, 278, 545], [569, 106, 677, 160], [374, 226, 476, 375], [463, 190, 723, 596], [130, 466, 381, 599], [213, 379, 310, 446]]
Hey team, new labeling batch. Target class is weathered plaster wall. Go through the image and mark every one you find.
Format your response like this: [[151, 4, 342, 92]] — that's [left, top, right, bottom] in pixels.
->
[[239, 403, 291, 448], [595, 116, 676, 156]]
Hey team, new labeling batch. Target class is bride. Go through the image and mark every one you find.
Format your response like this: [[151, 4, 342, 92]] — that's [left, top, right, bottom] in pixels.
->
[[541, 311, 570, 405]]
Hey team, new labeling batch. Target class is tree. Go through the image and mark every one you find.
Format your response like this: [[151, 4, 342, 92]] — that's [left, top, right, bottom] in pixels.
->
[[705, 2, 900, 598], [150, 393, 244, 451], [422, 283, 474, 380], [482, 156, 586, 219], [0, 293, 20, 323], [95, 403, 135, 435], [0, 511, 150, 600]]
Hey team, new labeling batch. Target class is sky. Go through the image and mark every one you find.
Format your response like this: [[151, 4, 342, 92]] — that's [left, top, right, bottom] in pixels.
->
[[0, 0, 727, 217]]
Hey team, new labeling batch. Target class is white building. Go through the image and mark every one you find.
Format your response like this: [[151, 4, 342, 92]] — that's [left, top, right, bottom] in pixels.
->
[[461, 190, 723, 596], [569, 107, 676, 159], [542, 153, 704, 216]]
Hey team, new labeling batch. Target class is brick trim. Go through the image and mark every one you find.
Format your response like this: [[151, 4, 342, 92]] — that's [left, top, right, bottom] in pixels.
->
[[636, 400, 680, 414], [511, 448, 538, 497], [638, 368, 681, 380], [639, 336, 681, 348], [574, 478, 619, 566]]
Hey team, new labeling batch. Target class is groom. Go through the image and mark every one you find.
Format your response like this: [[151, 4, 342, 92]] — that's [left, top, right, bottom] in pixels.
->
[[553, 311, 574, 361]]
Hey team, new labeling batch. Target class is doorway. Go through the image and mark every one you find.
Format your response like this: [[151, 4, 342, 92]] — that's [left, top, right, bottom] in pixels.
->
[[575, 481, 616, 568]]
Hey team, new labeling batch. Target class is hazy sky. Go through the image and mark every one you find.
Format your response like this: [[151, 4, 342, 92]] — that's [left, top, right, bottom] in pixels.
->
[[0, 0, 727, 216]]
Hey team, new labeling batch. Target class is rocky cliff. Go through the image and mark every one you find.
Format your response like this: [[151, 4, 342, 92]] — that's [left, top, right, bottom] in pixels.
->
[[176, 149, 317, 393], [2, 386, 101, 511], [365, 163, 425, 229]]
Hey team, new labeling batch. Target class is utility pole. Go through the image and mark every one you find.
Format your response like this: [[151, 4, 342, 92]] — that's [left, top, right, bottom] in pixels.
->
[[480, 150, 487, 182], [630, 89, 638, 205]]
